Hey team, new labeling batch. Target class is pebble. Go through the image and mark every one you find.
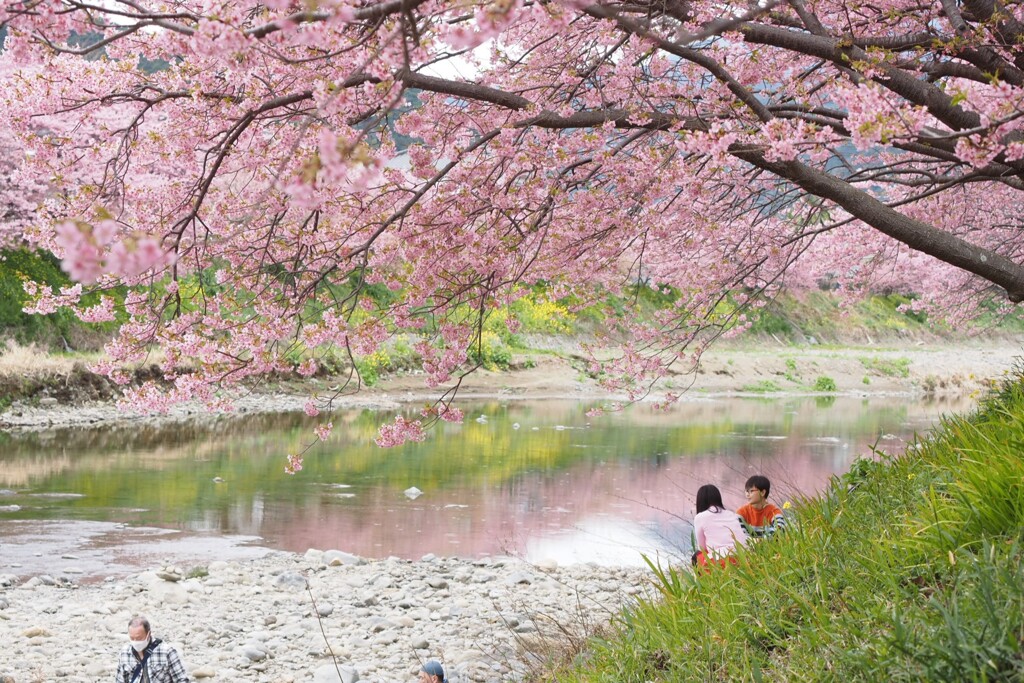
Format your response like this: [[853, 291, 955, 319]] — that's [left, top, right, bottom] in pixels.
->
[[0, 551, 648, 682]]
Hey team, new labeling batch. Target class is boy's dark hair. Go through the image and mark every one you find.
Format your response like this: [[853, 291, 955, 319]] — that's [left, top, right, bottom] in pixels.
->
[[745, 475, 771, 497]]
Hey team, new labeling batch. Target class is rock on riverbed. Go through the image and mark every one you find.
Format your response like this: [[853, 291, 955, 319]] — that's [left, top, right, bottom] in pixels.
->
[[0, 550, 650, 682]]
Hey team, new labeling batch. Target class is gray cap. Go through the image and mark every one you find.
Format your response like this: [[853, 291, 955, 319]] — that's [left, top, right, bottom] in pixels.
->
[[420, 660, 445, 680]]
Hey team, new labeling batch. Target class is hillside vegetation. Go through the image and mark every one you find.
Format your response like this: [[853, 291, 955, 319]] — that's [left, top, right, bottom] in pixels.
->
[[5, 245, 1021, 360], [3, 245, 1023, 413], [546, 371, 1024, 682]]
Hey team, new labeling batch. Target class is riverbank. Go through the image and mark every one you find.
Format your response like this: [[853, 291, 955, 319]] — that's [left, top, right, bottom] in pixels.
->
[[0, 550, 647, 683], [2, 341, 1021, 682], [552, 371, 1024, 682], [1, 339, 1021, 431]]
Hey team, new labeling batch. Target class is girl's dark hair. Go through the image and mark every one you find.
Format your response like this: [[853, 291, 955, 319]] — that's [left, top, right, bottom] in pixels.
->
[[696, 484, 725, 514]]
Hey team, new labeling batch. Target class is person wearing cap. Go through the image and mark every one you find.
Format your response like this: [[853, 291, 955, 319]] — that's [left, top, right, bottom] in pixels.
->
[[419, 660, 446, 683]]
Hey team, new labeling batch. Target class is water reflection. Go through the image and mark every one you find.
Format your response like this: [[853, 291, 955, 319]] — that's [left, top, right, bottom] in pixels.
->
[[0, 395, 974, 575]]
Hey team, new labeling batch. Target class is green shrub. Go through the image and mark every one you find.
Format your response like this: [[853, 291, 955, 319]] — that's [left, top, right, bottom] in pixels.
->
[[353, 349, 393, 386], [842, 454, 892, 490], [505, 293, 574, 336], [813, 375, 837, 392], [0, 248, 81, 347], [855, 292, 929, 326], [468, 331, 512, 370], [748, 311, 793, 337], [741, 379, 781, 393], [186, 565, 209, 579], [782, 357, 801, 383], [860, 356, 912, 378], [0, 248, 129, 350], [385, 338, 421, 371]]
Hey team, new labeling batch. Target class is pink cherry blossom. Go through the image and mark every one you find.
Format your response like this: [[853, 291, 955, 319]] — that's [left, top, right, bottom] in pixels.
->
[[284, 453, 304, 475], [375, 416, 427, 448], [0, 0, 1021, 445], [314, 422, 333, 441]]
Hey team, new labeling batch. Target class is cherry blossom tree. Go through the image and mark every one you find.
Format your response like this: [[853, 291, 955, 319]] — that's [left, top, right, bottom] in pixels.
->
[[2, 0, 1023, 448], [0, 46, 48, 246], [0, 142, 43, 246]]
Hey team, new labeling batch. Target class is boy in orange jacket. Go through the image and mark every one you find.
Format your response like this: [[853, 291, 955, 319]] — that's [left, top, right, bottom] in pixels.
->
[[737, 475, 786, 538]]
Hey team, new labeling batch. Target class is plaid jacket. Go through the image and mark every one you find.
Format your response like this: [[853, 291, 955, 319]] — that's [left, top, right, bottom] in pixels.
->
[[114, 639, 191, 683]]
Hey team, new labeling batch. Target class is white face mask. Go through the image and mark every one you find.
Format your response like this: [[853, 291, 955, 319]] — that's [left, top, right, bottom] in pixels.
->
[[130, 637, 149, 653]]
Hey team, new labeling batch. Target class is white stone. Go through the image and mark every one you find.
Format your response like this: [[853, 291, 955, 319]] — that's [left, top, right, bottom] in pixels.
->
[[534, 558, 559, 571], [313, 663, 360, 683], [323, 550, 364, 566], [272, 572, 308, 590], [240, 645, 267, 662]]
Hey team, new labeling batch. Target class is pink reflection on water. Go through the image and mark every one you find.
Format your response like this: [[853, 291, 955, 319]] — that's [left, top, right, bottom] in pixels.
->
[[0, 395, 974, 577], [252, 406, 931, 565]]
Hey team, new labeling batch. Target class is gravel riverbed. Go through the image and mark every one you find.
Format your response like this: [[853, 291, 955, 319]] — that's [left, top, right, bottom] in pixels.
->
[[0, 549, 649, 683]]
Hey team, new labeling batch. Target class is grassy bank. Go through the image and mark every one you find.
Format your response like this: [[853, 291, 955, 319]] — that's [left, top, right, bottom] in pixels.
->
[[549, 372, 1024, 681]]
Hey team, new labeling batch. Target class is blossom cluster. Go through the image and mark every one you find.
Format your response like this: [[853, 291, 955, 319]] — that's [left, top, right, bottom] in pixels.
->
[[54, 220, 175, 284], [375, 416, 427, 448], [0, 0, 1021, 448]]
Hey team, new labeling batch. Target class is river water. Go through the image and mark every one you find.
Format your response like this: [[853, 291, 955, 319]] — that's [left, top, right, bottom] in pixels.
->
[[0, 394, 973, 579]]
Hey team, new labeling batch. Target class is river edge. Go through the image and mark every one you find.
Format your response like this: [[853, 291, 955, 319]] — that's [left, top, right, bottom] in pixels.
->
[[2, 342, 1021, 682], [2, 340, 1022, 432], [0, 549, 650, 683]]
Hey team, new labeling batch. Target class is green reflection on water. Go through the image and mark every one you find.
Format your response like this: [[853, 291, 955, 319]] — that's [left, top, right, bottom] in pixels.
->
[[0, 395, 965, 532]]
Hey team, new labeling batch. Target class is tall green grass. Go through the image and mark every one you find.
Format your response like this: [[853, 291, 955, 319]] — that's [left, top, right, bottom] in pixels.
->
[[550, 371, 1024, 682]]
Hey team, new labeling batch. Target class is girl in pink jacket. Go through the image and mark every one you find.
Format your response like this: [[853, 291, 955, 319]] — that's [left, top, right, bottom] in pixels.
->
[[692, 484, 748, 569]]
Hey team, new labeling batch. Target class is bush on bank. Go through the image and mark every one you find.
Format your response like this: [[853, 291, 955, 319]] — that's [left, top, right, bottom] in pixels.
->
[[0, 248, 80, 347], [550, 372, 1024, 682], [0, 247, 123, 350]]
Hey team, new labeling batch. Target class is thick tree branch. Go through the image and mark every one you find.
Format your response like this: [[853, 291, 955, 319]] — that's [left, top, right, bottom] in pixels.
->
[[740, 24, 982, 133], [735, 147, 1024, 301]]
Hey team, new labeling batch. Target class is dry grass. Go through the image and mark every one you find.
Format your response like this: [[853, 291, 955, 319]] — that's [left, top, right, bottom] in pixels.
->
[[0, 341, 176, 378], [503, 589, 625, 683], [0, 342, 98, 377]]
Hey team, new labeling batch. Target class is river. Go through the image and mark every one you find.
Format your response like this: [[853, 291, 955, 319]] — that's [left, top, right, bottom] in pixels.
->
[[0, 394, 974, 580]]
